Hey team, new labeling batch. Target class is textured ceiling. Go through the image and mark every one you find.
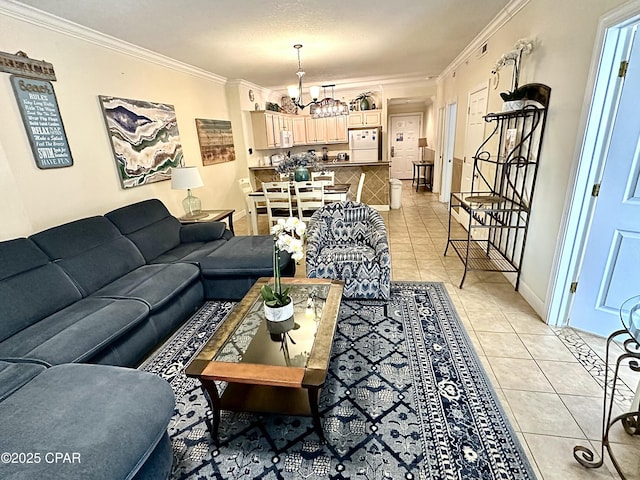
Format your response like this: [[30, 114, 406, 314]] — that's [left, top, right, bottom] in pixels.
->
[[12, 0, 510, 90]]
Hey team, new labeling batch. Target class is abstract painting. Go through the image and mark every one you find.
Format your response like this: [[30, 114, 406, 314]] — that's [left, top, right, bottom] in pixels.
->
[[195, 118, 235, 166], [99, 96, 183, 188]]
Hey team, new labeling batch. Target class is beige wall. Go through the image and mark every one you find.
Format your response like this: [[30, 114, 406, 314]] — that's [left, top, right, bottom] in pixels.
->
[[436, 0, 627, 313], [0, 11, 249, 240]]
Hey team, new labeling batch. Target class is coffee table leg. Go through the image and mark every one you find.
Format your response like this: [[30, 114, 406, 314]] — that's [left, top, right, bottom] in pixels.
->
[[307, 387, 325, 443], [199, 379, 221, 444]]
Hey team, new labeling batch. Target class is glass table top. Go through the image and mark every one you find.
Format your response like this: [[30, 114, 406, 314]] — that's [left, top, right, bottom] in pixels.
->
[[214, 283, 330, 368], [620, 295, 640, 343]]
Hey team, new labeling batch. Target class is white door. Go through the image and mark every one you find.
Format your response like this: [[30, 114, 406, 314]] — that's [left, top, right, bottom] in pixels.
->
[[462, 84, 489, 194], [570, 31, 640, 337], [451, 85, 488, 226], [390, 114, 421, 179], [440, 103, 457, 203], [434, 106, 446, 195]]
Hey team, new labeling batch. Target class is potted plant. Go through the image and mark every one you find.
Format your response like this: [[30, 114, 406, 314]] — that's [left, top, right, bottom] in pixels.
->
[[354, 92, 374, 111], [492, 39, 534, 111], [276, 152, 318, 181], [261, 217, 306, 322]]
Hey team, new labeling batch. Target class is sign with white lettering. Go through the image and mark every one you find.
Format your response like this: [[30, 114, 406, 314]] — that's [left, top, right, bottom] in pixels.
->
[[10, 75, 73, 169]]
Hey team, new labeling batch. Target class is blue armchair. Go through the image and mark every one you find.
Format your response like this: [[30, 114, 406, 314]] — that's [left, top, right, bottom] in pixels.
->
[[306, 201, 391, 299]]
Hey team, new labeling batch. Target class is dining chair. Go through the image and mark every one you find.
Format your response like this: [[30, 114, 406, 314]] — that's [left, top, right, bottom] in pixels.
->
[[262, 181, 293, 227], [311, 170, 335, 186], [294, 180, 325, 220], [238, 177, 266, 234], [355, 172, 366, 203]]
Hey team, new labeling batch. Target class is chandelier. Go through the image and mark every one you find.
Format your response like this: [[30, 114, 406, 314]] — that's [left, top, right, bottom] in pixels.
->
[[287, 44, 348, 118]]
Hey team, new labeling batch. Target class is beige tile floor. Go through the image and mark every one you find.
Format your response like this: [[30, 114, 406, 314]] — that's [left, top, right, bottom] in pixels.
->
[[232, 180, 640, 479]]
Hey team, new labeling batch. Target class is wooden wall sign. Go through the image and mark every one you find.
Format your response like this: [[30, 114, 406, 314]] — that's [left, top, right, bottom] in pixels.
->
[[10, 75, 73, 169], [0, 51, 56, 81]]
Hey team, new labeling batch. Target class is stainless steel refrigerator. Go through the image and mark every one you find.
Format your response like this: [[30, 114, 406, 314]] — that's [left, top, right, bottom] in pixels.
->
[[349, 127, 381, 162]]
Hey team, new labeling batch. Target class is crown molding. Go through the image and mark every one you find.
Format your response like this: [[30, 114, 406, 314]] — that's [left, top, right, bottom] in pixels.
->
[[439, 0, 530, 80], [0, 0, 227, 85], [226, 78, 274, 97]]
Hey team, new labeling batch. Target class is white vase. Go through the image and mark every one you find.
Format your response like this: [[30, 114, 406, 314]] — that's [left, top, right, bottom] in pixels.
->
[[263, 300, 294, 322], [502, 100, 524, 112]]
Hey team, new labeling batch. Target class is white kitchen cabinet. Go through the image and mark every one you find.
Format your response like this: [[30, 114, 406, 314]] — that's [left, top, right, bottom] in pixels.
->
[[348, 110, 382, 127], [305, 116, 328, 144], [325, 115, 348, 143], [292, 116, 307, 145], [250, 111, 288, 149]]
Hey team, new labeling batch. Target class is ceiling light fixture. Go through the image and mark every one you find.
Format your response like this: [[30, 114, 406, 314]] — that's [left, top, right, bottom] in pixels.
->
[[310, 84, 349, 118], [287, 44, 348, 118]]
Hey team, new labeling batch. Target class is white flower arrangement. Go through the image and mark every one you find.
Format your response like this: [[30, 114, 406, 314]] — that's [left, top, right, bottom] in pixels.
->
[[492, 38, 535, 101], [492, 38, 534, 74], [261, 217, 306, 307], [271, 217, 306, 263]]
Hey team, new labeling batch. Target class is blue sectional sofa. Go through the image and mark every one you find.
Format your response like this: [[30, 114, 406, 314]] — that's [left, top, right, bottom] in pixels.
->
[[0, 360, 174, 480], [0, 198, 292, 479]]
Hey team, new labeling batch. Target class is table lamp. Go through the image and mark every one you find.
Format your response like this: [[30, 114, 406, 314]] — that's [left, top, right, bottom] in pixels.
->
[[171, 166, 204, 217], [418, 138, 428, 163]]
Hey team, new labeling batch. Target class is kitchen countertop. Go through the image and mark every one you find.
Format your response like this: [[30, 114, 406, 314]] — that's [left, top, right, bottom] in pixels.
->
[[250, 160, 390, 170]]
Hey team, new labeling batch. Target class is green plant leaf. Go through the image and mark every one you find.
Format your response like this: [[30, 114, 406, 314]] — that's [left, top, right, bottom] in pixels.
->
[[261, 284, 274, 302]]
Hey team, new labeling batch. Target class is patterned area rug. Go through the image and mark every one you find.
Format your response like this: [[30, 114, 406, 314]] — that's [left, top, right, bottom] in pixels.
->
[[140, 282, 536, 479]]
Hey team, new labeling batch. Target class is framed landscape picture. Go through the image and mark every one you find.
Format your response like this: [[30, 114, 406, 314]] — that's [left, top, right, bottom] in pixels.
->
[[195, 118, 235, 166], [99, 95, 183, 188]]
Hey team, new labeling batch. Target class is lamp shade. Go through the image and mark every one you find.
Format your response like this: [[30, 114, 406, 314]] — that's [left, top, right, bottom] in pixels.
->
[[418, 138, 428, 147], [288, 85, 300, 99], [171, 167, 204, 190], [309, 85, 320, 100]]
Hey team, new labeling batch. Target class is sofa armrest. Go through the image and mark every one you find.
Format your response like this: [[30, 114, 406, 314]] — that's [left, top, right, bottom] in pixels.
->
[[179, 222, 229, 243], [305, 219, 328, 274]]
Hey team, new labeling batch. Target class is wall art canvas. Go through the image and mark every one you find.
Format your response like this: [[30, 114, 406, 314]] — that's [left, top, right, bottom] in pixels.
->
[[99, 95, 183, 188], [195, 118, 235, 166]]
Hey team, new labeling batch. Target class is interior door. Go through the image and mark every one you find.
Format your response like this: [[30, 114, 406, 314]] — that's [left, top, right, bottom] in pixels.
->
[[570, 32, 640, 337], [440, 103, 457, 203], [453, 84, 488, 227], [463, 84, 488, 193], [390, 114, 421, 179]]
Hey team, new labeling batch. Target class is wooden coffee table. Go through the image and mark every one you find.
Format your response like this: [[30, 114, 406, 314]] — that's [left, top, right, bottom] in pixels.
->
[[185, 277, 344, 444]]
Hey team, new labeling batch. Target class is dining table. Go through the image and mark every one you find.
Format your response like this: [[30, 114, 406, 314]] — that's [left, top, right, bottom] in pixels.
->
[[246, 183, 350, 234]]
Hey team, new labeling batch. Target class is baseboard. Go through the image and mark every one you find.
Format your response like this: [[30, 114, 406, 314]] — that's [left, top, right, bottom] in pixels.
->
[[516, 279, 546, 320]]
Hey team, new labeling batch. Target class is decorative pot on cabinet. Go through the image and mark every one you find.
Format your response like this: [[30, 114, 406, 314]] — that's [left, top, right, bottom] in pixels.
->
[[502, 100, 524, 112], [294, 166, 310, 182]]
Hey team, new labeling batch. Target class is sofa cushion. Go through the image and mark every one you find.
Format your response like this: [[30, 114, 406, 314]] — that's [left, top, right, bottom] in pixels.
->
[[179, 222, 226, 243], [0, 360, 47, 403], [0, 238, 82, 343], [0, 297, 149, 365], [0, 363, 174, 480], [150, 238, 229, 264], [106, 199, 183, 262], [93, 263, 200, 311], [198, 236, 294, 300], [30, 216, 146, 296], [199, 235, 290, 276]]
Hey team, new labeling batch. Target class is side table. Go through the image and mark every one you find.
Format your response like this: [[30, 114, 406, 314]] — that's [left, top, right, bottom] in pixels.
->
[[573, 295, 640, 479], [178, 209, 235, 234], [412, 161, 434, 192]]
